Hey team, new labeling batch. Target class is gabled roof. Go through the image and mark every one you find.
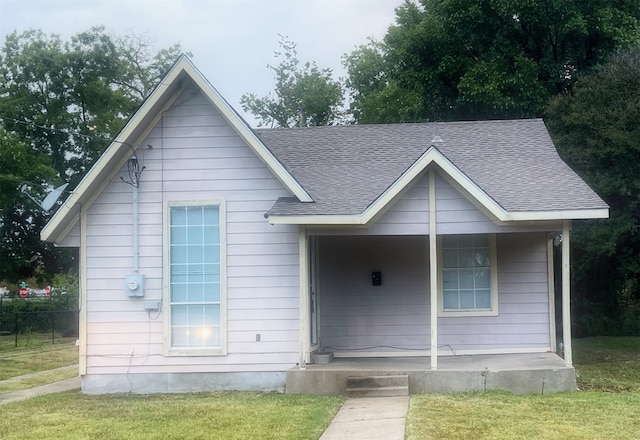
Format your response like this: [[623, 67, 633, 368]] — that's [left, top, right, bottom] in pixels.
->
[[257, 119, 609, 224], [42, 55, 311, 244]]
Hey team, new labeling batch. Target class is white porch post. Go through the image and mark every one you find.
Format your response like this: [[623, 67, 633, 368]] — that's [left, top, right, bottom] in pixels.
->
[[547, 237, 557, 352], [299, 226, 310, 368], [429, 168, 438, 370], [562, 220, 573, 366]]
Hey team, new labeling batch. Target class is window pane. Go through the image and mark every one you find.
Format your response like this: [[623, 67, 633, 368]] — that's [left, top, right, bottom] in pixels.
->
[[459, 270, 474, 289], [187, 283, 204, 302], [204, 305, 220, 325], [170, 207, 186, 225], [171, 245, 187, 262], [203, 206, 219, 224], [203, 245, 220, 264], [442, 235, 458, 248], [476, 290, 491, 309], [460, 291, 476, 309], [458, 235, 473, 247], [204, 226, 220, 244], [172, 305, 189, 326], [171, 226, 186, 245], [171, 283, 188, 302], [443, 290, 459, 309], [475, 268, 491, 289], [203, 264, 220, 283], [187, 245, 204, 263], [443, 249, 458, 268], [203, 283, 220, 302], [186, 206, 203, 225], [473, 235, 489, 247], [442, 270, 459, 289]]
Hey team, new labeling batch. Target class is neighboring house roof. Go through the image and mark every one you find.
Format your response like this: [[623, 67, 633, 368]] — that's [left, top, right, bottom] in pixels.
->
[[41, 55, 311, 244], [257, 120, 609, 224]]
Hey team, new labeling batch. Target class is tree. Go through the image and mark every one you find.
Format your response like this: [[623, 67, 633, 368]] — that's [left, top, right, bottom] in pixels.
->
[[241, 36, 345, 127], [344, 0, 640, 123], [546, 47, 640, 336], [0, 27, 185, 283]]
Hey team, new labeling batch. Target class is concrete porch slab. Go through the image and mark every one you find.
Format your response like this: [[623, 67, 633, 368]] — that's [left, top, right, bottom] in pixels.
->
[[286, 352, 576, 395]]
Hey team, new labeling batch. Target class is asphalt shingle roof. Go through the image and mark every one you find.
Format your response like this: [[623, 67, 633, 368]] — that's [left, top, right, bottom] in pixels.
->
[[255, 119, 608, 217]]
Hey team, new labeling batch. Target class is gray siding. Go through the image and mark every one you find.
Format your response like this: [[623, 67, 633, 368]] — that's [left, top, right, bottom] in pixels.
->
[[319, 235, 429, 352], [318, 233, 551, 354], [84, 86, 299, 375]]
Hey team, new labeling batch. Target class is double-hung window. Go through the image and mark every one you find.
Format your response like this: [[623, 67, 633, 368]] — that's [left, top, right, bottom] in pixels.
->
[[166, 202, 226, 354], [439, 234, 498, 316]]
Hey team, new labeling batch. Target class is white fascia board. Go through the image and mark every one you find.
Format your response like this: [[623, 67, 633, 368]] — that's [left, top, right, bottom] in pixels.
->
[[506, 208, 609, 221], [182, 59, 313, 203], [269, 214, 366, 225]]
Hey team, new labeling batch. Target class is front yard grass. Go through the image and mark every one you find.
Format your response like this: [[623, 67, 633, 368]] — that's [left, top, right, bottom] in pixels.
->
[[0, 334, 77, 380], [406, 336, 640, 440], [0, 391, 344, 440], [0, 334, 78, 394]]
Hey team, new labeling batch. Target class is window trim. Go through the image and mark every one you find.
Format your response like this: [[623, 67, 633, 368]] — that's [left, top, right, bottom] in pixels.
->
[[437, 234, 499, 317], [163, 200, 227, 356]]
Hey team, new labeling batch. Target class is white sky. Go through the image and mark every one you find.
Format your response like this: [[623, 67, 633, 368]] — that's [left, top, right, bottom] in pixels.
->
[[0, 0, 402, 126]]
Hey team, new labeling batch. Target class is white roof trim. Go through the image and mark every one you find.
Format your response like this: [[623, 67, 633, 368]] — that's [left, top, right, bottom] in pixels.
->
[[268, 146, 609, 225], [42, 55, 311, 243]]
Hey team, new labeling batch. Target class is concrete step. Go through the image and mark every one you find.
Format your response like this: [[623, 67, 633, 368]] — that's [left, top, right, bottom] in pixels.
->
[[346, 375, 409, 398]]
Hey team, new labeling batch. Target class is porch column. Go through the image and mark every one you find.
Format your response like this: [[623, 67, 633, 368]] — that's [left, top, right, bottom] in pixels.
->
[[562, 220, 573, 366], [298, 226, 310, 368], [429, 168, 438, 370]]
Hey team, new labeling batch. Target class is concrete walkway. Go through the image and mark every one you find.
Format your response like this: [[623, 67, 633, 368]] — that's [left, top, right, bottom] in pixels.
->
[[0, 365, 80, 405], [320, 396, 409, 440]]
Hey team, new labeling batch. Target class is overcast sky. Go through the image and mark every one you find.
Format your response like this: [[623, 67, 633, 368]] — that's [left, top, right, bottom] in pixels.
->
[[0, 0, 402, 126]]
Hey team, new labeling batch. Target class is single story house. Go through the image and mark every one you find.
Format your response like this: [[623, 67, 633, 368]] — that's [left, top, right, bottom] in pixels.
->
[[42, 55, 608, 395]]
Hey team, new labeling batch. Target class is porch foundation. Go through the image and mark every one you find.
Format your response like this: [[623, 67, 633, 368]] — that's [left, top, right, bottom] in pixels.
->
[[286, 353, 576, 395]]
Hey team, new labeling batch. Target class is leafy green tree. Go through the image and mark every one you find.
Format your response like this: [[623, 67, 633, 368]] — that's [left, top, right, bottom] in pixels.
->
[[241, 36, 345, 127], [0, 27, 185, 283], [546, 47, 640, 336], [345, 0, 640, 123]]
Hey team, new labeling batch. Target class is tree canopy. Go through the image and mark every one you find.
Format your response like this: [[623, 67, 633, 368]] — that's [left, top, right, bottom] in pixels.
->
[[547, 47, 640, 335], [344, 0, 640, 123], [241, 36, 345, 127], [0, 27, 185, 282]]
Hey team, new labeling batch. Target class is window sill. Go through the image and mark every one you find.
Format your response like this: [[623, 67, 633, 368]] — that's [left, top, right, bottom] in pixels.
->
[[165, 348, 227, 357], [438, 309, 499, 318]]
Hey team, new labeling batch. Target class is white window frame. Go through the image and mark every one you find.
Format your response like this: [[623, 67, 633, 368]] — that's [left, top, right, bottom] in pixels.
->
[[163, 200, 227, 356], [437, 234, 499, 317]]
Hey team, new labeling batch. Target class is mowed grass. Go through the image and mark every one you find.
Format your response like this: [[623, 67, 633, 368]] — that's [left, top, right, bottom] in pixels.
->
[[0, 334, 78, 381], [0, 391, 344, 440], [406, 336, 640, 440], [0, 334, 78, 393]]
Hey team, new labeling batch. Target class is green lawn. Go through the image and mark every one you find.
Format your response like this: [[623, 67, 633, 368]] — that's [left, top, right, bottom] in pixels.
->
[[406, 336, 640, 440], [0, 334, 77, 380], [1, 336, 638, 439], [0, 391, 343, 440], [0, 334, 78, 393]]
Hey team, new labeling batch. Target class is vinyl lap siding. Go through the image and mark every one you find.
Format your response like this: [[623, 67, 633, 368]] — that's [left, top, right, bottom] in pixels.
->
[[438, 233, 551, 352], [319, 235, 429, 352], [84, 86, 299, 375], [317, 233, 550, 354]]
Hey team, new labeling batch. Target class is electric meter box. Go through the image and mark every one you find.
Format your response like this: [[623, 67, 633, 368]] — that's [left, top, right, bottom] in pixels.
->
[[125, 273, 145, 297]]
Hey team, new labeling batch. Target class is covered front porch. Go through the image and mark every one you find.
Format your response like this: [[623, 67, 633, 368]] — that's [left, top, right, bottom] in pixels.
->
[[286, 352, 576, 395]]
